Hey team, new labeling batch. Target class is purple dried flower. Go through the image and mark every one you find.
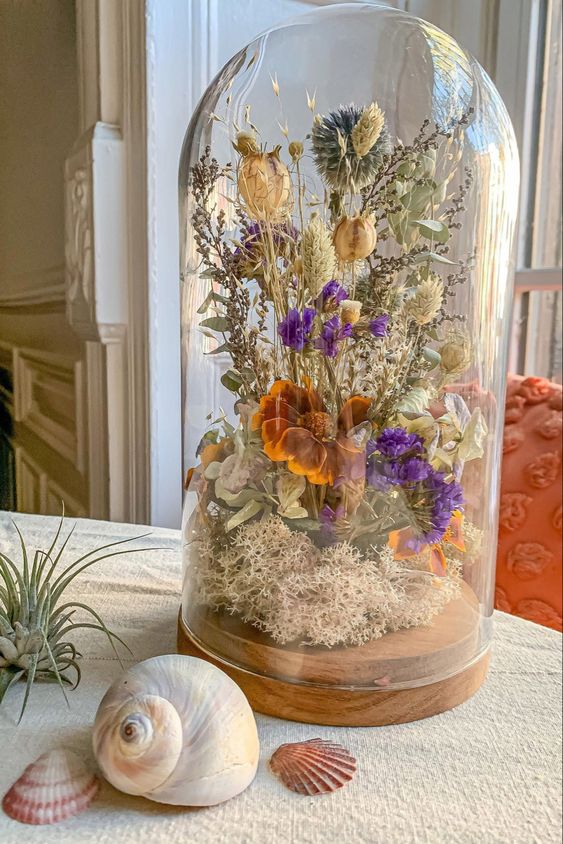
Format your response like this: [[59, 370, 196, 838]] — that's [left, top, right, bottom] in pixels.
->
[[395, 457, 432, 483], [319, 502, 346, 539], [318, 280, 348, 311], [239, 221, 298, 251], [278, 307, 316, 352], [366, 458, 401, 491], [406, 469, 465, 551], [366, 430, 428, 490], [376, 427, 424, 458], [366, 438, 378, 457], [314, 315, 353, 358], [365, 425, 464, 551], [320, 502, 346, 525], [369, 314, 390, 337]]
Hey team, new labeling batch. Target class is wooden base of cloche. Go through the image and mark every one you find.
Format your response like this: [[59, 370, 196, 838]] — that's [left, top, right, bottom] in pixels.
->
[[177, 581, 489, 726]]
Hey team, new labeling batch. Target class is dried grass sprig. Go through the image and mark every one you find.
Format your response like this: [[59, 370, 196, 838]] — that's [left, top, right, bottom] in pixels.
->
[[301, 214, 336, 295], [351, 102, 385, 157], [406, 276, 444, 325]]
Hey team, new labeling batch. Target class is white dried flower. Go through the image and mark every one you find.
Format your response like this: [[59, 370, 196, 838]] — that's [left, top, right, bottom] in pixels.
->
[[406, 276, 444, 325], [301, 214, 336, 295], [340, 299, 362, 324], [351, 102, 385, 157]]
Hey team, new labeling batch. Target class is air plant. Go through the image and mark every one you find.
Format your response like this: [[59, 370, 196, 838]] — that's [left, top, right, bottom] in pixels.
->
[[0, 514, 150, 721]]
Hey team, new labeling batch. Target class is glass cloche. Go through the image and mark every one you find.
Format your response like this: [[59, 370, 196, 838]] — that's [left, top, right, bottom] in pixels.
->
[[177, 3, 519, 724]]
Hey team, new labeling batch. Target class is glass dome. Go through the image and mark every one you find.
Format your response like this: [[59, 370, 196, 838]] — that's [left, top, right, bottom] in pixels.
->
[[178, 3, 519, 721]]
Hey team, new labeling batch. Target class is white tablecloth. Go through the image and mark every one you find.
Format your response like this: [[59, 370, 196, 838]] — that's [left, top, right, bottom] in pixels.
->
[[0, 512, 561, 844]]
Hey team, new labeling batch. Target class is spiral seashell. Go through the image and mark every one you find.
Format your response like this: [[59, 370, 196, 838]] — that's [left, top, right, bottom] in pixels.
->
[[269, 738, 356, 795], [2, 749, 98, 825], [92, 655, 259, 806]]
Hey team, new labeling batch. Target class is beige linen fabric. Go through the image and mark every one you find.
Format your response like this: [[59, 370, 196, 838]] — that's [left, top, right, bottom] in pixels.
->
[[0, 512, 561, 844]]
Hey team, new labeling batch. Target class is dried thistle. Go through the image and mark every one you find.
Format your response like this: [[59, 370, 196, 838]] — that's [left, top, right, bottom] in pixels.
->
[[0, 514, 150, 721], [406, 276, 444, 325], [311, 104, 391, 192], [351, 102, 385, 157], [301, 214, 336, 295]]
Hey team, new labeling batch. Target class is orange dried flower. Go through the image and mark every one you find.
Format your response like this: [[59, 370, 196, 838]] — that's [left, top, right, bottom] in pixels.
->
[[252, 380, 371, 486], [389, 511, 465, 576]]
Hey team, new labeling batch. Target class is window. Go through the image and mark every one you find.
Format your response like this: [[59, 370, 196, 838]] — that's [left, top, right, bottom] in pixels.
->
[[510, 0, 562, 381]]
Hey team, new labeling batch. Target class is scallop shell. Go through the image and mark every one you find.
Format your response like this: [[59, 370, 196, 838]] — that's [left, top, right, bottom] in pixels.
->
[[269, 738, 356, 796], [2, 749, 98, 825], [92, 654, 259, 806]]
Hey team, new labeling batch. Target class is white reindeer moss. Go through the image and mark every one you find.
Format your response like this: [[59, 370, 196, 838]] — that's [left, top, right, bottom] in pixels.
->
[[193, 516, 461, 647]]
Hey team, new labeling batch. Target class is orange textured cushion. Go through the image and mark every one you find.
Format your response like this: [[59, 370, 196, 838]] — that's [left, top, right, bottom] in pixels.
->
[[496, 375, 562, 631]]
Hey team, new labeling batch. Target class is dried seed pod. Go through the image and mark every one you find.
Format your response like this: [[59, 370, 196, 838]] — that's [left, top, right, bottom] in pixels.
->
[[238, 146, 292, 220], [333, 214, 377, 262], [351, 102, 385, 157], [301, 214, 336, 295], [233, 131, 259, 157], [406, 276, 444, 325], [439, 332, 471, 375], [288, 140, 304, 162]]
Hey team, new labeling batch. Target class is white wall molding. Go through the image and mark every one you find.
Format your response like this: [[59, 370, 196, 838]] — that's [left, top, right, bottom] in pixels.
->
[[83, 340, 110, 519], [64, 0, 149, 524], [122, 0, 151, 524], [65, 122, 126, 342]]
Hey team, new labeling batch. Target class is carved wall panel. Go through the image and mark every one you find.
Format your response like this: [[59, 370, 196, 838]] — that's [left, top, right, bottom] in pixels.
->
[[14, 447, 43, 514], [15, 445, 85, 517], [13, 348, 85, 474], [65, 162, 95, 337]]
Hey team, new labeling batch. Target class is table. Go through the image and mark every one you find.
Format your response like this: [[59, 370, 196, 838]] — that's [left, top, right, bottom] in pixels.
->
[[0, 512, 561, 844]]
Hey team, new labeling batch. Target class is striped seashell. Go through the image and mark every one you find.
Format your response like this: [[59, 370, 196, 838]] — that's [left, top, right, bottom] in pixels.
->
[[2, 749, 98, 825], [269, 738, 356, 796]]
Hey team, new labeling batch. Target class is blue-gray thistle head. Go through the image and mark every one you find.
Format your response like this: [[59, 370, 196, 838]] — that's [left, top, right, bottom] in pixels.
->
[[311, 103, 392, 192]]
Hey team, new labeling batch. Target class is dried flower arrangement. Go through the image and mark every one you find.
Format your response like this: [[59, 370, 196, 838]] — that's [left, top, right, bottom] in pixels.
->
[[0, 515, 145, 720], [184, 82, 487, 648]]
